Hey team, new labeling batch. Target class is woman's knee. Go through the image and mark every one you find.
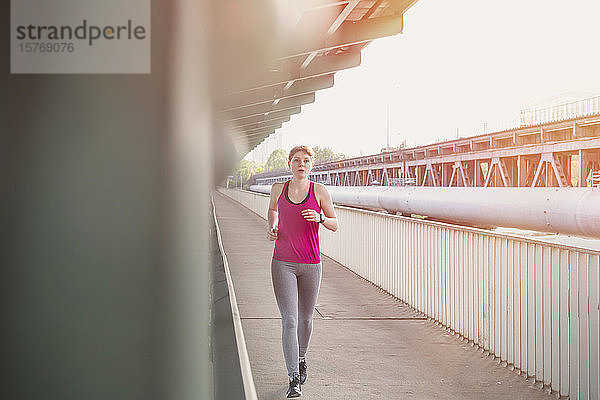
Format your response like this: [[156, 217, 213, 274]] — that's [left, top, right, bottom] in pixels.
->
[[282, 315, 298, 331], [298, 317, 312, 330]]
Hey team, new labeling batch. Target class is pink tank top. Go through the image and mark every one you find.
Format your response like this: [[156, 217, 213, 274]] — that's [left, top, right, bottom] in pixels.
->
[[273, 181, 321, 264]]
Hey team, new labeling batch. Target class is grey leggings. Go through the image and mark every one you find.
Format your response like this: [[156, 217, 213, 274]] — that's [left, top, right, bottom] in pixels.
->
[[271, 259, 322, 377]]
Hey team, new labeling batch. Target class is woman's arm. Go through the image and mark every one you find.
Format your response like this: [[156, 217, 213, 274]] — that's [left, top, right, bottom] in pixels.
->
[[316, 184, 338, 232], [267, 183, 284, 240]]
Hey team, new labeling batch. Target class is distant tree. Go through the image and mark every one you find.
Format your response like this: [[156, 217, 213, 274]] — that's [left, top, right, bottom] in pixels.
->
[[235, 159, 265, 184], [380, 139, 407, 153], [571, 157, 579, 186], [266, 149, 288, 171], [312, 146, 346, 163]]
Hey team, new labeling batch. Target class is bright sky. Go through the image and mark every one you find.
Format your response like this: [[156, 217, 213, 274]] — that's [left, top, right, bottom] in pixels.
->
[[247, 0, 600, 161]]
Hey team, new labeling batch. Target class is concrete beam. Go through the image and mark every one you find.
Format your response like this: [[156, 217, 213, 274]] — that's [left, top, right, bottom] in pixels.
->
[[282, 15, 403, 58], [224, 93, 314, 121], [228, 106, 301, 125], [236, 117, 290, 131], [221, 74, 333, 111], [245, 130, 277, 140], [243, 123, 283, 135], [231, 51, 360, 93]]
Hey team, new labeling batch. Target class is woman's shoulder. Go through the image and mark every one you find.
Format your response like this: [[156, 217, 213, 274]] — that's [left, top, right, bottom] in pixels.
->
[[271, 182, 285, 196], [313, 182, 332, 201], [313, 182, 329, 194]]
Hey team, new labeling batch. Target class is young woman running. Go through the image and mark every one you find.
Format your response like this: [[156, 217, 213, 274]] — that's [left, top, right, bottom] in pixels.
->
[[267, 145, 338, 398]]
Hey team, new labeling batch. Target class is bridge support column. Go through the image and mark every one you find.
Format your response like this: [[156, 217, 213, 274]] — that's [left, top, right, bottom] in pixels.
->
[[495, 158, 512, 187], [424, 163, 439, 186], [382, 168, 389, 185], [353, 170, 361, 186], [483, 160, 495, 187], [464, 161, 475, 187], [579, 149, 591, 187], [531, 153, 569, 187], [561, 154, 572, 185], [453, 161, 472, 187], [441, 163, 451, 187], [506, 157, 518, 186], [406, 166, 414, 182], [474, 160, 485, 187], [416, 165, 423, 186], [517, 155, 527, 186]]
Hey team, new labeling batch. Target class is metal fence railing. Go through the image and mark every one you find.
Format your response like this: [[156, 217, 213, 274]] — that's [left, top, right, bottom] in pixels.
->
[[520, 95, 600, 126], [211, 196, 258, 400], [589, 171, 600, 188], [218, 188, 600, 400]]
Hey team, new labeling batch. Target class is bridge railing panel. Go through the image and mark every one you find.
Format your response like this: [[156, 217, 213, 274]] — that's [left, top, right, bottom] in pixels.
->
[[218, 187, 600, 400], [520, 95, 600, 126]]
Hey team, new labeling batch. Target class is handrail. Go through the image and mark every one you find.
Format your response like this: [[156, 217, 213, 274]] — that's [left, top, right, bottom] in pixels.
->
[[520, 95, 600, 126], [211, 195, 258, 400], [589, 171, 600, 188]]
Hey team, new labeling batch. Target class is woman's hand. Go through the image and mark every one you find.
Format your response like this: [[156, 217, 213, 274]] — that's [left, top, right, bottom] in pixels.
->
[[301, 209, 321, 223], [267, 226, 279, 241]]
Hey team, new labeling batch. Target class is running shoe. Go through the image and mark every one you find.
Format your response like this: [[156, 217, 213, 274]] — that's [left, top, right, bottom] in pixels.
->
[[299, 359, 307, 384], [286, 374, 302, 398]]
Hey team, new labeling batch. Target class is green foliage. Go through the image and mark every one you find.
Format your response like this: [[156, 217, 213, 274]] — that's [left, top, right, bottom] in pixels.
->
[[312, 146, 346, 163], [234, 159, 265, 183], [233, 146, 348, 186], [380, 139, 407, 153], [571, 156, 579, 186], [266, 149, 288, 171]]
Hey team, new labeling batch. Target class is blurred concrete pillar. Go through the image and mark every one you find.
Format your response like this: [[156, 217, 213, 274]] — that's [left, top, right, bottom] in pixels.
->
[[1, 0, 213, 399], [166, 0, 212, 398]]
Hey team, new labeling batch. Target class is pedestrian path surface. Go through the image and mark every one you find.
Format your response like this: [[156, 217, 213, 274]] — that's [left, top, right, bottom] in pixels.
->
[[213, 192, 552, 400]]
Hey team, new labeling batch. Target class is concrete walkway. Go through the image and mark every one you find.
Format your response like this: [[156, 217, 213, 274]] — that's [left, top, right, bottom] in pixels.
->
[[213, 192, 552, 400]]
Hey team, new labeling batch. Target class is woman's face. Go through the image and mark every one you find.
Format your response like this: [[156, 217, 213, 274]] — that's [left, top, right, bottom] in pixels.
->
[[289, 151, 313, 178]]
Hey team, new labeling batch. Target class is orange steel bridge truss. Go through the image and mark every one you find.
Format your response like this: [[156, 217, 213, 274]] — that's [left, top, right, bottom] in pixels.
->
[[255, 113, 600, 188]]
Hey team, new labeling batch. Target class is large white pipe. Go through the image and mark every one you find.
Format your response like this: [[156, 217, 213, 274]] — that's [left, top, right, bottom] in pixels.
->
[[249, 185, 600, 238]]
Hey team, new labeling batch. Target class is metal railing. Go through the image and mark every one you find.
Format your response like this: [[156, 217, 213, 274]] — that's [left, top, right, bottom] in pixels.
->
[[218, 188, 600, 400], [388, 177, 417, 186], [589, 171, 600, 188], [211, 196, 258, 400], [520, 95, 600, 126]]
